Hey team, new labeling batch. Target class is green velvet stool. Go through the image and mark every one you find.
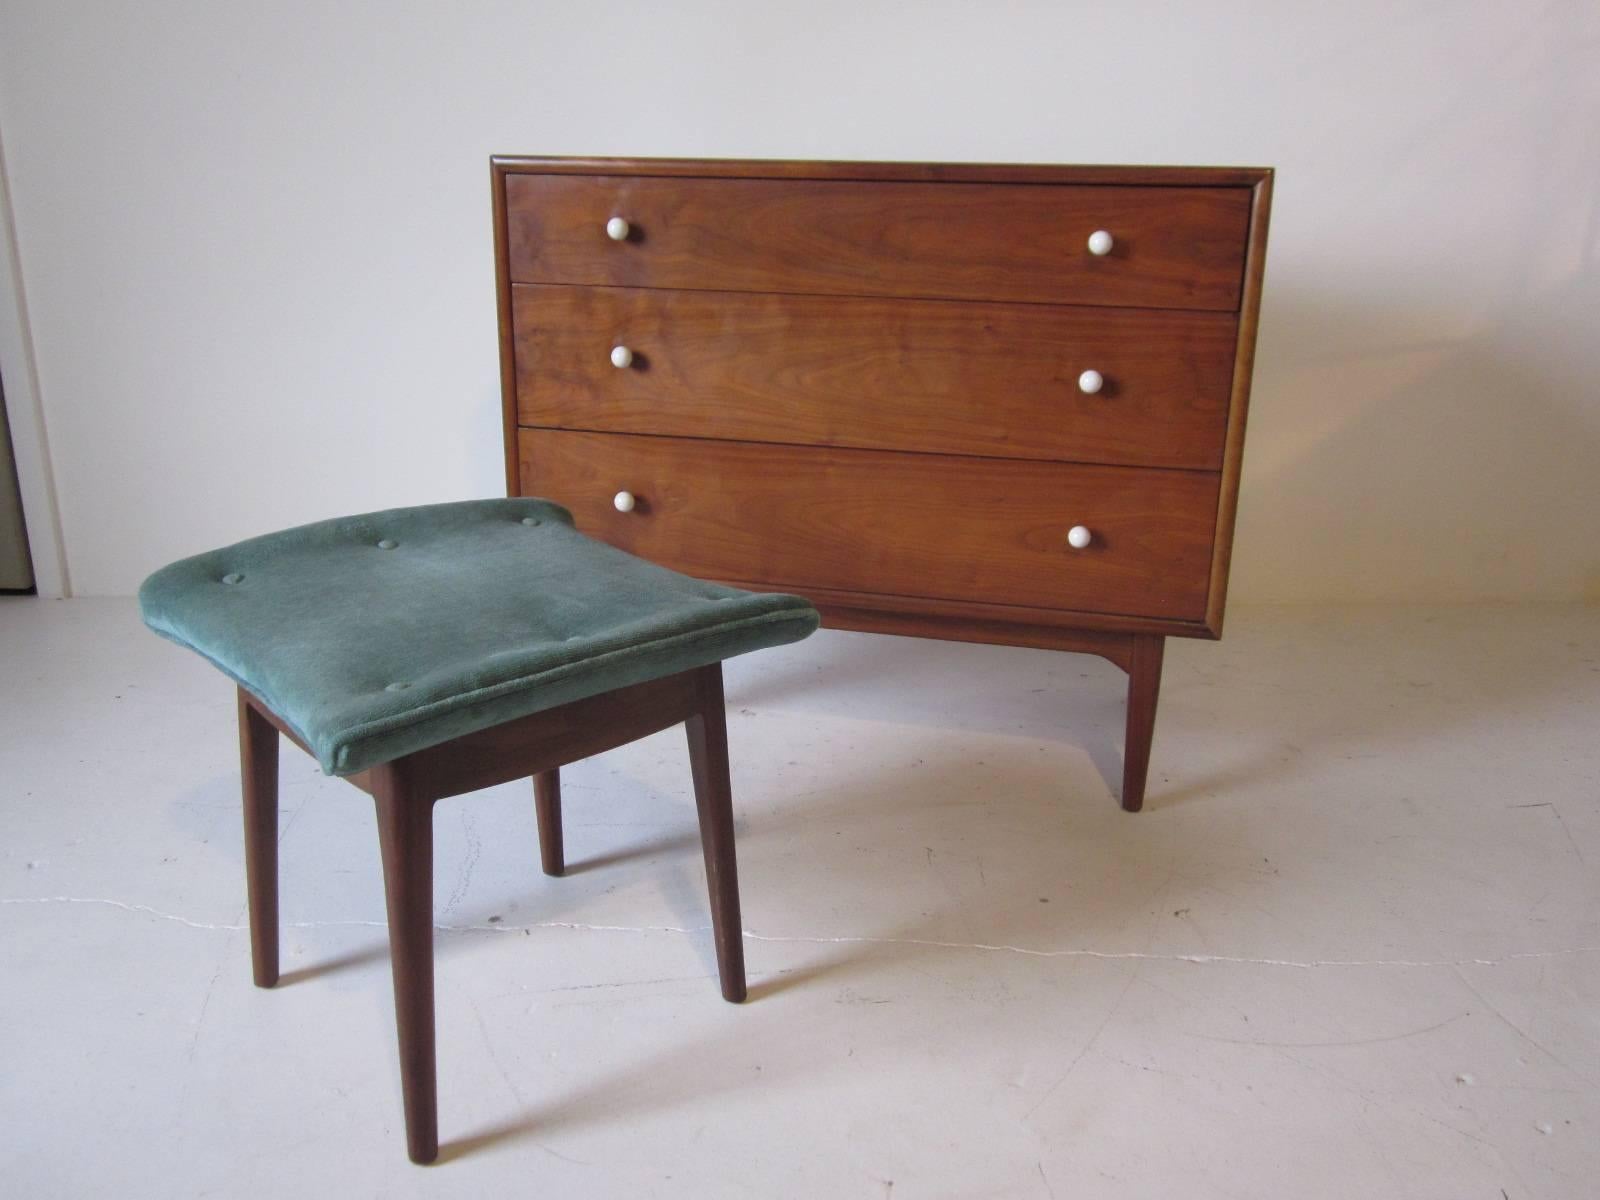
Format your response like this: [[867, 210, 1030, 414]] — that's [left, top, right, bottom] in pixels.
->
[[140, 498, 818, 1163]]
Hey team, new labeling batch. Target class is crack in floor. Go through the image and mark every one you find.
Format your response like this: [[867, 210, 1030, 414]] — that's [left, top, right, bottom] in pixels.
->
[[6, 894, 1595, 970]]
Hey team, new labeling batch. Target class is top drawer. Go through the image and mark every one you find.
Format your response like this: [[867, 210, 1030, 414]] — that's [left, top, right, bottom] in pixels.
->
[[505, 174, 1252, 311]]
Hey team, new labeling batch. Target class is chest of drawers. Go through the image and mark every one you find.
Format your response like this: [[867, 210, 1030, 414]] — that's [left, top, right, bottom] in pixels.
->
[[492, 157, 1273, 810]]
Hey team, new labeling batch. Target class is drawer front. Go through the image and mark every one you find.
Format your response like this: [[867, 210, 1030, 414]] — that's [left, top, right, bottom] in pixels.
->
[[506, 174, 1251, 311], [515, 285, 1237, 470], [518, 429, 1219, 620]]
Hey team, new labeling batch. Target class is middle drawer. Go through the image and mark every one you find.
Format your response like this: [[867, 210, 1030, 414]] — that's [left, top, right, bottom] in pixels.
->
[[513, 285, 1237, 471]]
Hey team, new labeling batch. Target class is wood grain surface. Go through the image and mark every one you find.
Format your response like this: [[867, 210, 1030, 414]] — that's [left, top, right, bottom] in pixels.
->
[[506, 174, 1252, 311], [518, 428, 1219, 619], [1204, 171, 1274, 634], [513, 284, 1238, 470]]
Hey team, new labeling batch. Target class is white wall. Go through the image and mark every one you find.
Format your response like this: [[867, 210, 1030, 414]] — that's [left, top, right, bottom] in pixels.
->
[[1, 0, 1597, 601]]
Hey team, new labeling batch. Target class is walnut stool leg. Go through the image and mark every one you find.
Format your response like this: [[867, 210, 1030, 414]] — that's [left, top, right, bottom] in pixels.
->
[[372, 764, 439, 1165], [533, 769, 564, 877], [684, 664, 747, 1003], [1122, 634, 1165, 813], [238, 689, 280, 988]]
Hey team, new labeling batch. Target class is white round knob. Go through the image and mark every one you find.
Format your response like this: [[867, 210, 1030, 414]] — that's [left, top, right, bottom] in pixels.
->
[[610, 345, 634, 369], [1087, 229, 1114, 256], [1078, 369, 1104, 395], [606, 216, 630, 241], [613, 490, 636, 513], [1067, 525, 1093, 549]]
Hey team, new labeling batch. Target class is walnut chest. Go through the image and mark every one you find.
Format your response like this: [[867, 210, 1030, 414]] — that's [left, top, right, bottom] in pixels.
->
[[492, 157, 1272, 809]]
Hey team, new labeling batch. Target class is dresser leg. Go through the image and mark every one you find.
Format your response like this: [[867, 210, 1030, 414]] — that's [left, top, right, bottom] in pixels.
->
[[1121, 634, 1165, 812]]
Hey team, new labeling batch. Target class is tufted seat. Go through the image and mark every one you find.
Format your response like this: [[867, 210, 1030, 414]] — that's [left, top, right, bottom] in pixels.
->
[[139, 497, 818, 1164], [140, 498, 818, 774]]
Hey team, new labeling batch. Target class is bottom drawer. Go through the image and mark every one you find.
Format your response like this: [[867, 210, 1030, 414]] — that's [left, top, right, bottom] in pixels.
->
[[517, 429, 1220, 620]]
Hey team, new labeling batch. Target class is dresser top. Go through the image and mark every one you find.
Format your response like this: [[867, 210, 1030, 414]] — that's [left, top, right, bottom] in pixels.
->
[[491, 155, 1273, 189]]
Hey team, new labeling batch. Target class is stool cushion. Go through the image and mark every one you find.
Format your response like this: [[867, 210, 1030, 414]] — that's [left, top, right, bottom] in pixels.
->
[[140, 499, 819, 775]]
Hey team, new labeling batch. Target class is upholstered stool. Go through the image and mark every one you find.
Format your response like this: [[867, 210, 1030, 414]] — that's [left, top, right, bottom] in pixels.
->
[[139, 498, 818, 1163]]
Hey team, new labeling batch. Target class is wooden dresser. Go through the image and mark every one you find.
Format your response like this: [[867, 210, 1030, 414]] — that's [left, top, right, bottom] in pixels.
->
[[492, 157, 1272, 810]]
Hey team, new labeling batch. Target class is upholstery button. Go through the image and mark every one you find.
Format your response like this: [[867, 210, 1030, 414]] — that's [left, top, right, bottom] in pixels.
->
[[221, 573, 244, 585], [521, 517, 541, 527], [377, 539, 398, 549], [384, 682, 410, 692]]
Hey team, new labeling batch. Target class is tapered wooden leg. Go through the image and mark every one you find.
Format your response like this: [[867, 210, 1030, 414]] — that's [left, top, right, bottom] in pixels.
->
[[684, 665, 746, 1003], [238, 690, 280, 988], [1122, 634, 1165, 812], [533, 769, 564, 876], [371, 764, 438, 1165]]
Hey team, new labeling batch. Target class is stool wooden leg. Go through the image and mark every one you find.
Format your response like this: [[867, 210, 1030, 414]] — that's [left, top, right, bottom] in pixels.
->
[[533, 769, 564, 877], [685, 664, 746, 1003], [238, 689, 280, 988], [371, 764, 438, 1165], [1122, 634, 1165, 813]]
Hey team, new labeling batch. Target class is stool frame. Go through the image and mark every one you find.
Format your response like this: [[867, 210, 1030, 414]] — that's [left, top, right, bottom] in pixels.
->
[[236, 661, 745, 1164]]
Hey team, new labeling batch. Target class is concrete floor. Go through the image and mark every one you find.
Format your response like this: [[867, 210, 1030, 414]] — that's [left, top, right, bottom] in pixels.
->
[[2, 597, 1597, 1198]]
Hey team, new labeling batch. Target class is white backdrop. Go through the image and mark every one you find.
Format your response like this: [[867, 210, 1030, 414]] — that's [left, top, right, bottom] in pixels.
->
[[1, 0, 1596, 601]]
